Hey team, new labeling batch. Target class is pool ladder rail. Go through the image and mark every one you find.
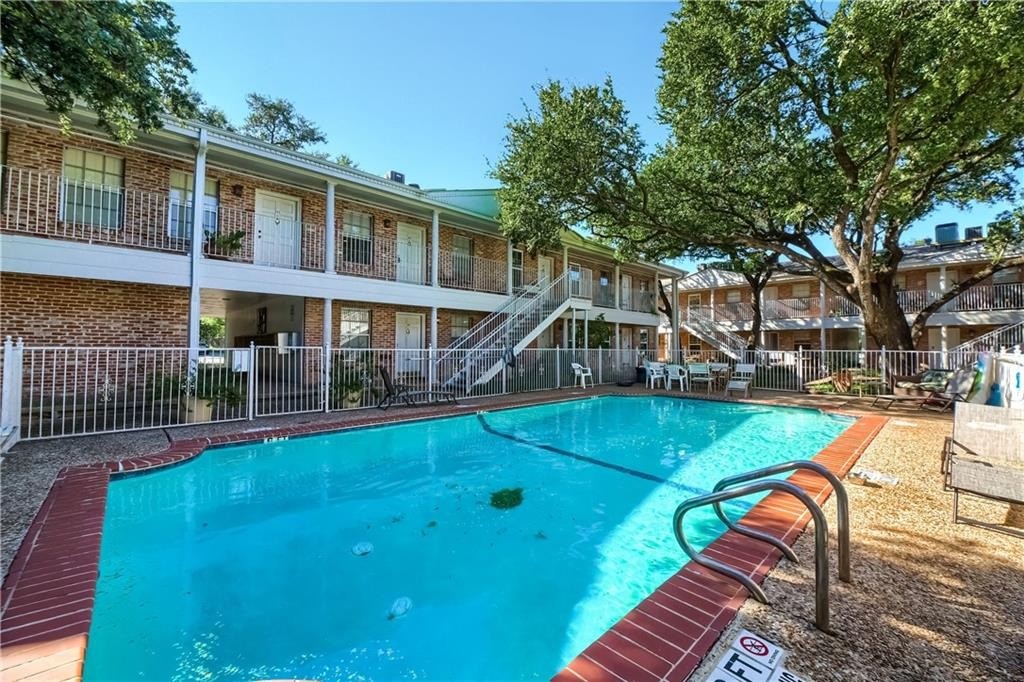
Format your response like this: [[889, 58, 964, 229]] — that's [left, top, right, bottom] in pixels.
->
[[673, 460, 850, 634]]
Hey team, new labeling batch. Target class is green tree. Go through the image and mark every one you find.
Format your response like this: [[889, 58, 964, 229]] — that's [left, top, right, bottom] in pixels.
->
[[494, 1, 1024, 350], [701, 248, 781, 349], [1, 0, 195, 144], [574, 313, 612, 349], [199, 317, 225, 347], [241, 93, 327, 152], [309, 150, 360, 168]]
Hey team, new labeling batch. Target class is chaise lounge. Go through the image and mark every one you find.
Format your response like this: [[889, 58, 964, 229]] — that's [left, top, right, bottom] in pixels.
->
[[377, 365, 457, 410], [871, 365, 975, 412]]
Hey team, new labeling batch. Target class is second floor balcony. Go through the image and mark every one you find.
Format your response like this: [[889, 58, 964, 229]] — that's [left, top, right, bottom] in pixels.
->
[[699, 284, 1024, 324]]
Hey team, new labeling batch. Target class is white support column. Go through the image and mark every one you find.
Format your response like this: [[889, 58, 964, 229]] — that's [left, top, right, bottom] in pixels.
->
[[709, 287, 716, 322], [322, 298, 332, 412], [431, 210, 440, 288], [614, 264, 621, 309], [506, 240, 513, 295], [324, 182, 336, 274], [583, 309, 589, 353], [819, 280, 827, 351], [940, 325, 948, 353], [671, 276, 680, 361], [570, 308, 577, 352], [562, 317, 569, 348], [615, 322, 621, 350], [187, 128, 208, 358], [429, 306, 438, 388], [563, 245, 569, 273]]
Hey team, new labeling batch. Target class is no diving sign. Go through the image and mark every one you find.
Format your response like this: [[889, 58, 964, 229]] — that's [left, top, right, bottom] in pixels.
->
[[706, 629, 813, 682]]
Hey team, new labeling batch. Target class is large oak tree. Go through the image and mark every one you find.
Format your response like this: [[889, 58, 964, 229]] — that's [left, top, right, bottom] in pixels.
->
[[1, 0, 195, 144], [494, 0, 1024, 349]]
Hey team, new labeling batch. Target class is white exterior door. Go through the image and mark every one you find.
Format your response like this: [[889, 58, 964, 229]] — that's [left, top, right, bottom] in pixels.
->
[[621, 274, 633, 308], [538, 256, 554, 285], [395, 313, 425, 376], [396, 223, 425, 283], [254, 192, 301, 268]]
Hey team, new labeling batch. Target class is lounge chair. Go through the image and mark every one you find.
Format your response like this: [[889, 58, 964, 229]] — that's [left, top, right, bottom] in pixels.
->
[[665, 364, 688, 391], [377, 365, 457, 410], [871, 365, 975, 412], [724, 363, 756, 398], [687, 363, 715, 393], [571, 362, 593, 388], [943, 402, 1024, 538]]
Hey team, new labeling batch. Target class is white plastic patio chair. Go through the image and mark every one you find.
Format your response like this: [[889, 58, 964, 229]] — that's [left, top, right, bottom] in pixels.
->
[[665, 364, 688, 391], [687, 363, 715, 393], [646, 361, 666, 389], [724, 363, 756, 398], [571, 362, 593, 388]]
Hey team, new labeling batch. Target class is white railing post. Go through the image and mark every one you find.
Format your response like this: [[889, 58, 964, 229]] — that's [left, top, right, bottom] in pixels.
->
[[555, 346, 561, 389], [1, 336, 24, 450], [325, 181, 336, 274], [597, 349, 603, 384], [247, 341, 256, 420]]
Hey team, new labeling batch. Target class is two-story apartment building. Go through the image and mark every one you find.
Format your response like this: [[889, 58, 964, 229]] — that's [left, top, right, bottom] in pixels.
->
[[660, 229, 1023, 358], [0, 78, 681, 377]]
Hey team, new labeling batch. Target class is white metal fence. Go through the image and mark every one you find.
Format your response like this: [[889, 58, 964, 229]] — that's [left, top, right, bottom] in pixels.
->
[[3, 338, 1020, 449]]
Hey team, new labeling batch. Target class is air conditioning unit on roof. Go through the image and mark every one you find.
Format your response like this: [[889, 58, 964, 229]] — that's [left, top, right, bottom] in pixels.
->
[[964, 226, 983, 240]]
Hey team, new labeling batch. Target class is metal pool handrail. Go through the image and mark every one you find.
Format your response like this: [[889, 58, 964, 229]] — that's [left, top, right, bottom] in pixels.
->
[[673, 479, 835, 634], [712, 459, 851, 583]]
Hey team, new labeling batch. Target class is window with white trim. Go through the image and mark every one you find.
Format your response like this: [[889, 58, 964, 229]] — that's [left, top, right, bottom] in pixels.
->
[[512, 249, 524, 289], [339, 309, 371, 349], [342, 210, 373, 265], [61, 149, 124, 228], [453, 234, 473, 284], [791, 282, 812, 299], [993, 267, 1019, 284], [725, 290, 742, 303], [451, 313, 471, 342], [169, 170, 219, 239]]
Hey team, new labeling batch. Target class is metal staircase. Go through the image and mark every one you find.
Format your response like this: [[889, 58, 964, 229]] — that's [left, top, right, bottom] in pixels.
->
[[949, 320, 1024, 355], [439, 271, 582, 392], [680, 306, 749, 359]]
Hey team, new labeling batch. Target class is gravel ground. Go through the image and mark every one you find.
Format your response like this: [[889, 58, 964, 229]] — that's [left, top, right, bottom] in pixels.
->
[[694, 418, 1024, 681]]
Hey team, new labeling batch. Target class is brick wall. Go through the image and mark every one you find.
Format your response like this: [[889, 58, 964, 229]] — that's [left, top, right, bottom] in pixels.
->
[[0, 273, 188, 345]]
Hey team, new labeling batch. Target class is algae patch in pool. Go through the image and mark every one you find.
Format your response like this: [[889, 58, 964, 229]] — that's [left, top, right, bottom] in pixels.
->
[[490, 487, 524, 509]]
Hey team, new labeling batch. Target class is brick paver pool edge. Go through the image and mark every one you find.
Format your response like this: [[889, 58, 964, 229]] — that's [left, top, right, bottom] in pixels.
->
[[0, 393, 886, 681]]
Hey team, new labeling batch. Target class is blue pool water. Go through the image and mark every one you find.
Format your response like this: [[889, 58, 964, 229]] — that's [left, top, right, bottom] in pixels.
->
[[84, 396, 851, 681]]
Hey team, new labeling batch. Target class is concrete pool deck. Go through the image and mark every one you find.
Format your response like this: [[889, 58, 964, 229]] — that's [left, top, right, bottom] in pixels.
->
[[0, 386, 994, 681]]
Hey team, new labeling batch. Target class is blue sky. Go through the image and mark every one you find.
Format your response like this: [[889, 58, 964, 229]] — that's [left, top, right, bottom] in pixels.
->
[[174, 2, 1016, 270]]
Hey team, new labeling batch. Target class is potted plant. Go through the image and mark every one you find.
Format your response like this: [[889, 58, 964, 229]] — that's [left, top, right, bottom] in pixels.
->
[[330, 354, 375, 409], [206, 229, 246, 260], [183, 367, 246, 423]]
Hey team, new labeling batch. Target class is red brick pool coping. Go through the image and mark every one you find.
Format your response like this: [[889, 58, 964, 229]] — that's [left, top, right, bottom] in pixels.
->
[[0, 394, 886, 681]]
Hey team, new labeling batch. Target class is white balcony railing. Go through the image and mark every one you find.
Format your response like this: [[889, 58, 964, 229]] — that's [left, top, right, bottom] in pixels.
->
[[438, 251, 508, 294], [206, 205, 325, 271], [621, 290, 657, 313], [0, 165, 190, 253]]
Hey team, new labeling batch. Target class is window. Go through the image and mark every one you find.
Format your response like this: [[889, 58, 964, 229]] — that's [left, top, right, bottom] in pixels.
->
[[726, 290, 742, 303], [169, 170, 219, 239], [598, 270, 612, 305], [791, 282, 811, 299], [639, 329, 649, 352], [61, 149, 123, 228], [894, 274, 907, 290], [512, 249, 524, 289], [342, 210, 373, 265], [453, 234, 473, 284], [451, 314, 471, 342], [339, 309, 371, 349]]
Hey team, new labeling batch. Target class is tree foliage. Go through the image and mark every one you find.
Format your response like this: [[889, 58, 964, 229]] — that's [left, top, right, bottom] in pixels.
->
[[240, 93, 327, 152], [1, 0, 195, 144], [494, 1, 1024, 349]]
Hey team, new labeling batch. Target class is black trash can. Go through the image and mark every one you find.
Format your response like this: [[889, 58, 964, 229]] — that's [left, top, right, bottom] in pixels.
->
[[635, 366, 646, 384]]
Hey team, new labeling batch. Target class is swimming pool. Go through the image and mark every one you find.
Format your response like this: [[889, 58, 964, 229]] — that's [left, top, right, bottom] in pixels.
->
[[83, 396, 852, 681]]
